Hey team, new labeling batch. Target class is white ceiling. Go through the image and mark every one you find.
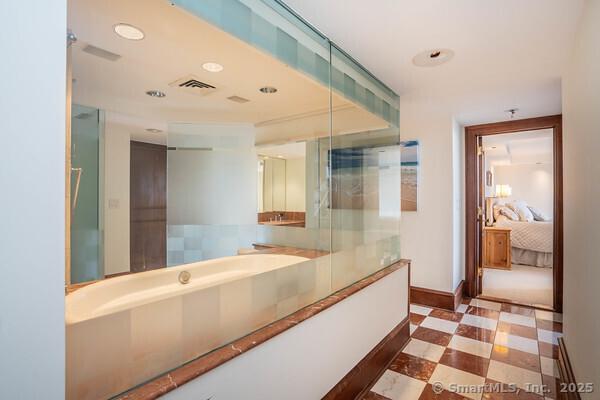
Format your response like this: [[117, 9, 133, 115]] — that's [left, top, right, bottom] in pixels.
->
[[483, 129, 553, 166], [283, 0, 585, 124], [69, 0, 387, 144], [257, 142, 306, 159]]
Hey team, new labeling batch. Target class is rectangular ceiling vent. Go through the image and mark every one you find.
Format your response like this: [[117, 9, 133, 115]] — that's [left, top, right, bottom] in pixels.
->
[[169, 75, 217, 96], [227, 95, 250, 104], [82, 44, 121, 62]]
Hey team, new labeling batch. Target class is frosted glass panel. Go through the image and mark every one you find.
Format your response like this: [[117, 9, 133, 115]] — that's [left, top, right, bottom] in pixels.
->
[[70, 104, 103, 284]]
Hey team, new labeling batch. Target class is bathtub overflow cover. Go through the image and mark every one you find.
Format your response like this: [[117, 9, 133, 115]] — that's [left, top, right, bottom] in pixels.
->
[[178, 271, 191, 284]]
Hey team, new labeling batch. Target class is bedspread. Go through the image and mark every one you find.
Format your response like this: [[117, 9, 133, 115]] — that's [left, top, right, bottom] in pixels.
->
[[495, 220, 553, 253]]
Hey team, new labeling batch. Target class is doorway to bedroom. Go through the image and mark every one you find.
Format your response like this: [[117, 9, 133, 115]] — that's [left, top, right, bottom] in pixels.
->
[[465, 116, 563, 312]]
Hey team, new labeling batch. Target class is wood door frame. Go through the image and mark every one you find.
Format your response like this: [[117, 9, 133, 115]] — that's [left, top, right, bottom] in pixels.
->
[[465, 115, 563, 312]]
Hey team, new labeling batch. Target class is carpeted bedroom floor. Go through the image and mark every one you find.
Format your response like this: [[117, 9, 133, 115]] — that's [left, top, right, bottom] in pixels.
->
[[482, 264, 553, 307]]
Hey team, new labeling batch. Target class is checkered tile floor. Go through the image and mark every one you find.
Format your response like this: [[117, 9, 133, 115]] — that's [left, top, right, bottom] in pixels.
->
[[364, 298, 564, 400]]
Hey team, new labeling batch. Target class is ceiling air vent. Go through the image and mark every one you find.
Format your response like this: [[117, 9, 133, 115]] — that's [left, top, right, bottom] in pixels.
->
[[227, 95, 250, 104], [82, 44, 121, 62], [169, 75, 217, 96]]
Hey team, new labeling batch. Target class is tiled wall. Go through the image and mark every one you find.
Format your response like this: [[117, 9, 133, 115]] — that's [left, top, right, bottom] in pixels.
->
[[167, 224, 258, 265]]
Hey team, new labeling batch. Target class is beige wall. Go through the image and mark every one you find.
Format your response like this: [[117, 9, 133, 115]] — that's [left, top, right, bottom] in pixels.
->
[[494, 163, 554, 217], [285, 157, 306, 212], [103, 115, 131, 275], [399, 96, 459, 292], [562, 0, 600, 395]]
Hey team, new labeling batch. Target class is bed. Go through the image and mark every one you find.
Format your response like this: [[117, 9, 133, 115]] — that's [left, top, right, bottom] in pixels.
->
[[491, 201, 553, 268]]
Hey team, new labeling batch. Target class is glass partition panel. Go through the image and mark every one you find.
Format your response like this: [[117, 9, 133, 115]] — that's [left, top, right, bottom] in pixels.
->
[[66, 0, 400, 398], [70, 104, 103, 284], [329, 46, 402, 291]]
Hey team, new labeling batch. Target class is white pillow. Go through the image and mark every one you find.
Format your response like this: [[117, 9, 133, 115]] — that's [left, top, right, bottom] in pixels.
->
[[498, 206, 519, 221], [528, 206, 551, 222], [507, 201, 534, 222]]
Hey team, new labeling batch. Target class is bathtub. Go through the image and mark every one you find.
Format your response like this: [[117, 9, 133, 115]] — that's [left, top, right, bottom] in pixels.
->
[[66, 253, 317, 400], [66, 254, 308, 324]]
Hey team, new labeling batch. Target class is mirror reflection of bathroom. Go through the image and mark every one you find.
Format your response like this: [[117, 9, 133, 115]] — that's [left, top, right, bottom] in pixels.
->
[[67, 0, 396, 285], [66, 0, 401, 397], [257, 142, 306, 227]]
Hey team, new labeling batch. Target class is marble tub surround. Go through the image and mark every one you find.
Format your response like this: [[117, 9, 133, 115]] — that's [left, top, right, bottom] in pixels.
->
[[252, 243, 329, 259], [117, 260, 410, 400], [366, 298, 564, 400]]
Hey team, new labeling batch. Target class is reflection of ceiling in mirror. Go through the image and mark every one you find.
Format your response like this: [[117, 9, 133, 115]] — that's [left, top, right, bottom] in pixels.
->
[[257, 142, 306, 159], [69, 0, 389, 145]]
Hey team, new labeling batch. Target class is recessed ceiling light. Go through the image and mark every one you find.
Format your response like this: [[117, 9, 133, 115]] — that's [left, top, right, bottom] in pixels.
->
[[277, 155, 283, 158], [114, 23, 145, 41], [202, 62, 224, 72], [146, 128, 163, 133], [412, 49, 454, 67], [146, 90, 166, 98], [259, 86, 278, 94]]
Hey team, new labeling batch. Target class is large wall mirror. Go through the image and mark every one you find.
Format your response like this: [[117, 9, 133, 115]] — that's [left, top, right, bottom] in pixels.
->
[[257, 142, 306, 227], [66, 0, 400, 397], [68, 0, 399, 285]]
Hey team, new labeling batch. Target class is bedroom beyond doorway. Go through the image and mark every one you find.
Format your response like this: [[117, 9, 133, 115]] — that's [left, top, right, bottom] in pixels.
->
[[464, 116, 563, 312], [481, 130, 554, 307]]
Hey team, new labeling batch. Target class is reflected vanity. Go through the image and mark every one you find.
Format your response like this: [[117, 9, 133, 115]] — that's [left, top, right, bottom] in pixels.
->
[[65, 0, 402, 398]]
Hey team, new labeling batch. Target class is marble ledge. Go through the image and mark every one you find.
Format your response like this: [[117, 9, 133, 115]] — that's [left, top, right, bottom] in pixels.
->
[[117, 259, 411, 400]]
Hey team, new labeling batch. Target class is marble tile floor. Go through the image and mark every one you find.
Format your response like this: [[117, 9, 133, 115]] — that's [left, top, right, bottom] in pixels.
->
[[363, 298, 563, 400]]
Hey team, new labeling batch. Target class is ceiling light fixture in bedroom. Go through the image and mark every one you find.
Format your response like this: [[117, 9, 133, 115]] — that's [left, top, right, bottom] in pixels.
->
[[505, 108, 519, 119]]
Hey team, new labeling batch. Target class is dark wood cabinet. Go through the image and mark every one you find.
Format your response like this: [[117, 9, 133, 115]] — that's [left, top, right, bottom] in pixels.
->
[[130, 141, 167, 272]]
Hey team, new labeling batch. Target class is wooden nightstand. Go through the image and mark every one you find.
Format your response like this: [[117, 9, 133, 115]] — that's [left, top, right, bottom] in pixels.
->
[[483, 226, 512, 270]]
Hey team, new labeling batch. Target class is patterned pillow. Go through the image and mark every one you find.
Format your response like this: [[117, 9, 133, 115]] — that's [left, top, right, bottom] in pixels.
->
[[528, 206, 551, 222], [507, 201, 534, 222]]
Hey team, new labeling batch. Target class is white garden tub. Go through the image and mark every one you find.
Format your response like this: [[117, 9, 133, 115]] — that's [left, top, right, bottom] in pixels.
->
[[66, 254, 308, 324], [66, 253, 317, 400]]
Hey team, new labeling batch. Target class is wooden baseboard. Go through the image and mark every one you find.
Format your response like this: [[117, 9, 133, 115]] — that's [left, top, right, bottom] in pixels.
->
[[558, 337, 582, 400], [323, 316, 410, 400], [410, 280, 465, 311]]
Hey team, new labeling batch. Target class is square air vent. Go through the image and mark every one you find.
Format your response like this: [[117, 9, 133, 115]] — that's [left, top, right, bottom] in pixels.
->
[[169, 75, 217, 96]]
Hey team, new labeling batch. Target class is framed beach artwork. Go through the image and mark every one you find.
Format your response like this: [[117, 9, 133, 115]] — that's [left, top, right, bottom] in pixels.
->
[[400, 140, 419, 211]]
